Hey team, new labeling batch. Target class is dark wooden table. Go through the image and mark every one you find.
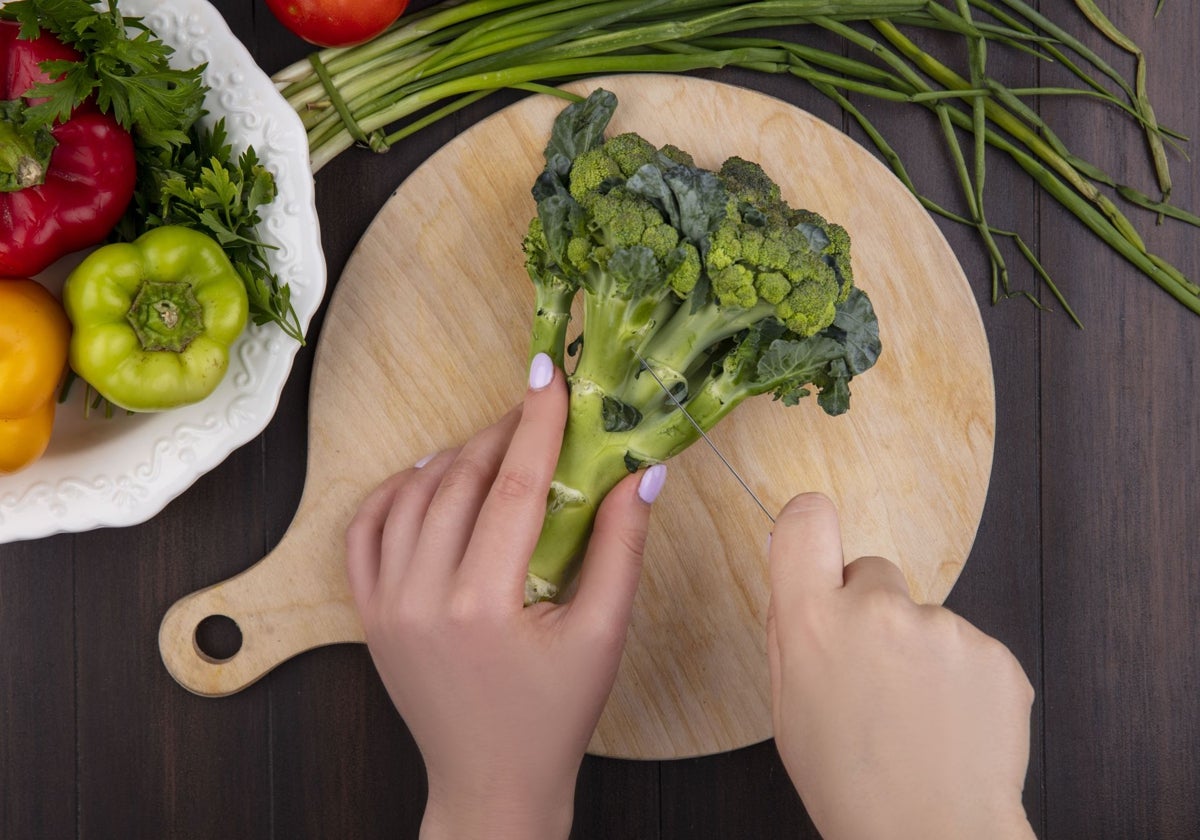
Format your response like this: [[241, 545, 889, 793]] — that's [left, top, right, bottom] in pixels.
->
[[3, 2, 1198, 837]]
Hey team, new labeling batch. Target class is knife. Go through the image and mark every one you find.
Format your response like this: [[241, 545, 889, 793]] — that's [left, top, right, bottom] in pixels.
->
[[632, 349, 776, 525]]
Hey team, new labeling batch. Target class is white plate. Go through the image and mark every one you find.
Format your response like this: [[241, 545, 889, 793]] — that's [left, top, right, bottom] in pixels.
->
[[0, 0, 324, 543]]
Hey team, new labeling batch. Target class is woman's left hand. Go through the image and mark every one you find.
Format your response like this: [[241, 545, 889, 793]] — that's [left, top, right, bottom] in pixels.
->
[[344, 353, 664, 840]]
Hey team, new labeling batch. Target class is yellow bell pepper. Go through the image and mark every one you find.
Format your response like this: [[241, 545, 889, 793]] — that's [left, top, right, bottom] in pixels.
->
[[0, 279, 70, 474]]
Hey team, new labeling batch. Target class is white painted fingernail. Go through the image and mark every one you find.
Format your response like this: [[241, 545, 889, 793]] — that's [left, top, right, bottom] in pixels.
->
[[528, 352, 554, 391], [637, 464, 667, 504], [414, 453, 436, 468]]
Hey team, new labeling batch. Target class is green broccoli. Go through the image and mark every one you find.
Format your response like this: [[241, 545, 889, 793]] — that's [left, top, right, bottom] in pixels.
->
[[521, 89, 882, 603]]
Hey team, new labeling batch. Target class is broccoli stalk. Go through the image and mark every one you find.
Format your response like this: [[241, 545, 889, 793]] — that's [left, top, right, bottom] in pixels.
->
[[521, 89, 882, 603]]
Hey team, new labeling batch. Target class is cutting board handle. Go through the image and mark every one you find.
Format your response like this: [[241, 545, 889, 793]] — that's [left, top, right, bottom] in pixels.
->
[[158, 507, 364, 697]]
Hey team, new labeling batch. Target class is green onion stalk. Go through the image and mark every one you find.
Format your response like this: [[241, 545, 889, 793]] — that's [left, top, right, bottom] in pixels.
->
[[273, 0, 1198, 321]]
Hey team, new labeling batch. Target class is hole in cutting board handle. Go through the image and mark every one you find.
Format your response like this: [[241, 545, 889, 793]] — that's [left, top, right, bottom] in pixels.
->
[[194, 614, 243, 664]]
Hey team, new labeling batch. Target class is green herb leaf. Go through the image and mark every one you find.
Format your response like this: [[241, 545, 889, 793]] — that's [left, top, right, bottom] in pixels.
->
[[6, 0, 206, 150]]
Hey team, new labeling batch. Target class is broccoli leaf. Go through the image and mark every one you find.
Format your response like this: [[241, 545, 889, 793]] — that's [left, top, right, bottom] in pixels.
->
[[815, 358, 852, 415], [531, 168, 564, 204], [627, 163, 727, 250], [664, 166, 727, 245], [607, 246, 660, 297], [626, 164, 678, 227], [758, 335, 844, 403], [757, 289, 880, 414], [824, 288, 882, 375], [535, 192, 581, 264], [543, 88, 616, 179], [796, 221, 831, 252]]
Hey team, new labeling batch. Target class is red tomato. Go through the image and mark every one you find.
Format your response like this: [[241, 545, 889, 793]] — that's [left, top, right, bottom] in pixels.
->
[[264, 0, 408, 47]]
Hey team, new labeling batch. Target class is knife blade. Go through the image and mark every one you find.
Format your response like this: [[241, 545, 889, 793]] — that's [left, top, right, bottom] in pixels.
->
[[632, 350, 775, 525]]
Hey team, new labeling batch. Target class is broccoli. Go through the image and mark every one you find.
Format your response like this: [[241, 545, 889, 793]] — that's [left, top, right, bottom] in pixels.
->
[[521, 89, 882, 603]]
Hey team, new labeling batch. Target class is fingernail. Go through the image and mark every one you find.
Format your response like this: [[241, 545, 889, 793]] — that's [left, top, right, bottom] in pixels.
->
[[414, 453, 436, 468], [638, 464, 667, 504], [766, 532, 773, 553], [528, 352, 554, 391]]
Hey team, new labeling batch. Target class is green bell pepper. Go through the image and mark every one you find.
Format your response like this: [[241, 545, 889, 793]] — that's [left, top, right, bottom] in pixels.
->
[[63, 226, 250, 412]]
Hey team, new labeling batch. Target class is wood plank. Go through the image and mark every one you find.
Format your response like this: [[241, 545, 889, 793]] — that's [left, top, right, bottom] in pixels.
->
[[0, 535, 75, 840], [74, 446, 273, 838], [269, 648, 429, 839], [660, 742, 820, 838], [1037, 1, 1200, 836], [572, 755, 660, 840], [69, 4, 274, 835]]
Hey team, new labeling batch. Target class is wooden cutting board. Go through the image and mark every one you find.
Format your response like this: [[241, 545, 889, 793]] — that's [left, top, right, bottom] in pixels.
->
[[159, 75, 994, 759]]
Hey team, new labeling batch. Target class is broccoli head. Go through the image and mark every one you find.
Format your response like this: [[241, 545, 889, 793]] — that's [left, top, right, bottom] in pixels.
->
[[520, 89, 882, 603]]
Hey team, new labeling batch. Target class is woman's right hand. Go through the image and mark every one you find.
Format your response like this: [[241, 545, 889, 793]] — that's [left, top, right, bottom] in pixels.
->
[[766, 493, 1037, 840]]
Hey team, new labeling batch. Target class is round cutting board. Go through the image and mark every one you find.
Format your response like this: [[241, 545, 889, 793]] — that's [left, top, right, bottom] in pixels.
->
[[160, 75, 994, 759]]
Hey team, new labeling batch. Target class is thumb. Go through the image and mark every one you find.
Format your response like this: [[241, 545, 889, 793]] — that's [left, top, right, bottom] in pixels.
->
[[768, 492, 845, 607], [568, 465, 663, 633]]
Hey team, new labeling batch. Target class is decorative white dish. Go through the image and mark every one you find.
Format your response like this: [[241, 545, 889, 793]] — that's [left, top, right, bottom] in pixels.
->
[[0, 0, 324, 543]]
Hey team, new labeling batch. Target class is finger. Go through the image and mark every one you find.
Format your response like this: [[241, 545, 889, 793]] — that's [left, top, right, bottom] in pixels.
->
[[768, 492, 846, 605], [407, 409, 522, 589], [459, 354, 569, 602], [373, 449, 460, 593], [345, 470, 413, 615], [568, 465, 661, 634], [842, 555, 912, 599], [765, 591, 783, 728]]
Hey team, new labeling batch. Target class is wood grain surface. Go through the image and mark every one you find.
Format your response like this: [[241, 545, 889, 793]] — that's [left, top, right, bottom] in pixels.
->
[[158, 75, 995, 759], [7, 3, 1200, 837]]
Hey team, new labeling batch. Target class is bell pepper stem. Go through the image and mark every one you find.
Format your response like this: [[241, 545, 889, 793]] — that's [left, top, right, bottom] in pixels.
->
[[126, 280, 206, 353]]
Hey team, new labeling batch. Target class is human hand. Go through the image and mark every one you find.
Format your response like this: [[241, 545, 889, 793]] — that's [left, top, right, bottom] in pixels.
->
[[344, 353, 663, 840], [766, 493, 1036, 840]]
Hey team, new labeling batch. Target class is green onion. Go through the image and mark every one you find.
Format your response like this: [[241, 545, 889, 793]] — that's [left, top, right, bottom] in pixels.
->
[[272, 0, 1198, 323]]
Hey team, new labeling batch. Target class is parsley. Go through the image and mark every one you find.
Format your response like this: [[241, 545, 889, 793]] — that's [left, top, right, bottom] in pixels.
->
[[4, 0, 205, 150], [3, 0, 305, 343]]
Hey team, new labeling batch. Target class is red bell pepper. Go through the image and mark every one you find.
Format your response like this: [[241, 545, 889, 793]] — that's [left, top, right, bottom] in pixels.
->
[[0, 20, 136, 278]]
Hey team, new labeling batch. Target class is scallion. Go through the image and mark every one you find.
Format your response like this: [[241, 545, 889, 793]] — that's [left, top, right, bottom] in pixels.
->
[[272, 0, 1197, 323]]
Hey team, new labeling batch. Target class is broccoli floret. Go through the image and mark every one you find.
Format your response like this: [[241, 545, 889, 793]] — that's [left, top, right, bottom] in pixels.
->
[[658, 143, 694, 167], [522, 89, 881, 603], [587, 189, 667, 251], [665, 243, 701, 296], [705, 163, 844, 337], [604, 132, 659, 175], [792, 208, 854, 298], [719, 156, 782, 207], [568, 147, 623, 205], [775, 269, 840, 336]]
